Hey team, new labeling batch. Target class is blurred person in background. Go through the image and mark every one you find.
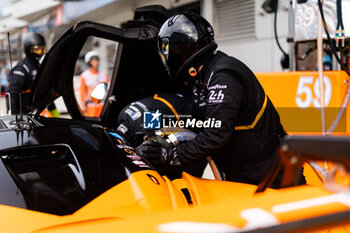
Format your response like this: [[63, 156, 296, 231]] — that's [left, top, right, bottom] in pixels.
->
[[6, 32, 59, 116], [0, 66, 9, 96], [80, 50, 109, 116]]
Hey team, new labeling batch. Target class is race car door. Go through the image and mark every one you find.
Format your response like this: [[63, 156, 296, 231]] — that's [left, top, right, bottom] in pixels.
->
[[28, 6, 175, 128]]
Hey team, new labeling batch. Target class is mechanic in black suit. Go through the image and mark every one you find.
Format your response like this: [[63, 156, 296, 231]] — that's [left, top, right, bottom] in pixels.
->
[[7, 32, 58, 116], [139, 12, 305, 187]]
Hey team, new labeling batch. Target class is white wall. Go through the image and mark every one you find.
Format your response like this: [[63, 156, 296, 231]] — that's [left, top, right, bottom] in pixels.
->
[[217, 0, 290, 72], [68, 0, 290, 73]]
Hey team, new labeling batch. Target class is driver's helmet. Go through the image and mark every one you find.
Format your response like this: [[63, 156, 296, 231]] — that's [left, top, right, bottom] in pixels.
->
[[157, 12, 217, 84], [84, 50, 99, 66], [23, 32, 46, 60]]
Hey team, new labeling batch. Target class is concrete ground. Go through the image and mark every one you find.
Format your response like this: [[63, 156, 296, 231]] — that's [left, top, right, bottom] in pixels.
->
[[0, 96, 7, 116]]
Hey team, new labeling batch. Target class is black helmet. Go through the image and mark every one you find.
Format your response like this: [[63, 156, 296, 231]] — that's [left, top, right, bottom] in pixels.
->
[[157, 12, 217, 84], [22, 32, 46, 59]]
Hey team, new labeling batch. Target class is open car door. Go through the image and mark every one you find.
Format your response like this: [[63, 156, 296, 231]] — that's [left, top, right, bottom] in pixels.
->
[[28, 5, 176, 128]]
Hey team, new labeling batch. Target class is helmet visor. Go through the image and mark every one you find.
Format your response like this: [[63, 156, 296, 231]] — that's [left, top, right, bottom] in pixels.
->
[[157, 37, 185, 80], [158, 37, 170, 72], [30, 45, 46, 56]]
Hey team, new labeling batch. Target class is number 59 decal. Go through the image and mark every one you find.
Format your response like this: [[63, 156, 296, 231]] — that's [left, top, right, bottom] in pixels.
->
[[295, 76, 332, 108]]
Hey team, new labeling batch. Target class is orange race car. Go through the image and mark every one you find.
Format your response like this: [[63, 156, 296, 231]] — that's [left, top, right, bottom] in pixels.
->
[[1, 5, 350, 233]]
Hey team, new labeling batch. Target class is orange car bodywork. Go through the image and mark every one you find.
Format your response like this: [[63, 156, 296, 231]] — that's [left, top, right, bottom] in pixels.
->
[[256, 71, 350, 134], [2, 71, 350, 233], [2, 170, 350, 233], [257, 70, 350, 184]]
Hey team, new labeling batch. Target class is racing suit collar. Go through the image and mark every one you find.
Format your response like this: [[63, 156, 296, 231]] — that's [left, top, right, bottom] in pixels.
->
[[197, 51, 217, 86], [24, 55, 40, 69]]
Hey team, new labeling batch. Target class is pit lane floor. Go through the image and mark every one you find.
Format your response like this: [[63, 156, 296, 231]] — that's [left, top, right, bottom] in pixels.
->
[[0, 96, 6, 116]]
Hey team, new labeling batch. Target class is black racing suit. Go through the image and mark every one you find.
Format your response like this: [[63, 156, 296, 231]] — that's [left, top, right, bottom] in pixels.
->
[[7, 56, 38, 114], [7, 56, 57, 115], [115, 93, 207, 179], [116, 93, 195, 146], [176, 51, 306, 186]]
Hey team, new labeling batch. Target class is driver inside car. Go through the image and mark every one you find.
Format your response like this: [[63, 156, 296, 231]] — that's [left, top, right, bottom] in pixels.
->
[[115, 93, 207, 180]]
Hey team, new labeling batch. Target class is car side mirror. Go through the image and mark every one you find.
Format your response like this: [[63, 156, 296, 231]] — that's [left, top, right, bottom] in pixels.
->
[[91, 82, 108, 103]]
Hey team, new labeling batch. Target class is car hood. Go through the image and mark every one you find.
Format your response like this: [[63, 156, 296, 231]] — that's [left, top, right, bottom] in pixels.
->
[[28, 5, 175, 126]]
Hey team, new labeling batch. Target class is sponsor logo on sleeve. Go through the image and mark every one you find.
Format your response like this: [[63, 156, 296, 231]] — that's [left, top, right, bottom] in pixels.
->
[[130, 111, 142, 120], [117, 124, 128, 134], [208, 90, 225, 103]]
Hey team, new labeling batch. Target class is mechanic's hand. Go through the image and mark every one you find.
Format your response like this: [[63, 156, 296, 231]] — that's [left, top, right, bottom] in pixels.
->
[[136, 140, 162, 165], [161, 146, 181, 166]]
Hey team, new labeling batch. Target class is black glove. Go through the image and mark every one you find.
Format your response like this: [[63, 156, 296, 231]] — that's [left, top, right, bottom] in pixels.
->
[[161, 146, 181, 166], [136, 140, 162, 166], [152, 135, 181, 166]]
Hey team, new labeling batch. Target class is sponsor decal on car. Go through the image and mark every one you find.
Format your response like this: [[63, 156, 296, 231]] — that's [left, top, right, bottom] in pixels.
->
[[117, 144, 134, 150], [132, 160, 150, 168], [108, 132, 126, 143], [124, 148, 137, 155], [126, 155, 142, 160], [147, 174, 160, 185]]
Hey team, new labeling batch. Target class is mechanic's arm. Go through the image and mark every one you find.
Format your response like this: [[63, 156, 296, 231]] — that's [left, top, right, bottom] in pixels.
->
[[9, 67, 28, 93], [115, 111, 136, 145], [8, 67, 28, 114], [176, 70, 242, 164]]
